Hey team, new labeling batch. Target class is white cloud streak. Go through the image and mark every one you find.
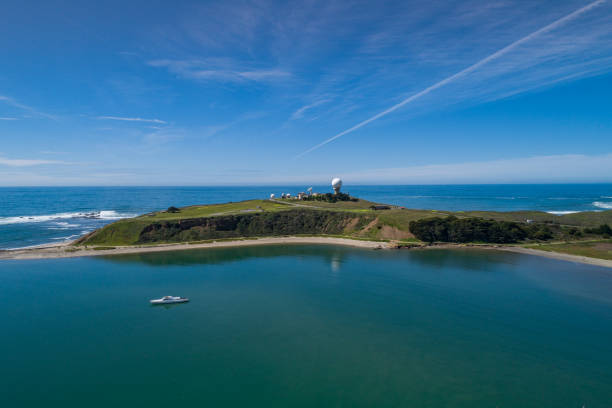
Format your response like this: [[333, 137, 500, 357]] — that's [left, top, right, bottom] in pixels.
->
[[296, 0, 607, 158], [0, 157, 68, 167], [97, 116, 167, 124], [0, 95, 57, 120], [148, 59, 291, 83], [290, 99, 331, 120]]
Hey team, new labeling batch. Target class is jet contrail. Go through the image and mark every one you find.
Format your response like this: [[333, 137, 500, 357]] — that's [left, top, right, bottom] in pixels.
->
[[296, 0, 606, 158]]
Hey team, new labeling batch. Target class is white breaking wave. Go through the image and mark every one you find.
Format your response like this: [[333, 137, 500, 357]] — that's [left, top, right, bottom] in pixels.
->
[[52, 221, 80, 228], [547, 210, 581, 215], [98, 210, 137, 219], [593, 201, 612, 209], [51, 234, 80, 241], [0, 210, 137, 226]]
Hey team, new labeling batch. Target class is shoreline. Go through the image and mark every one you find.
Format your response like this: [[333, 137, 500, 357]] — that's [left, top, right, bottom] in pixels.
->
[[0, 237, 385, 260], [1, 236, 611, 268], [496, 246, 612, 268]]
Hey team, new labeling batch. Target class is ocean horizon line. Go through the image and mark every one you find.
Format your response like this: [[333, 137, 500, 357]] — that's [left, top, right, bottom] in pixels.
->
[[2, 182, 612, 188]]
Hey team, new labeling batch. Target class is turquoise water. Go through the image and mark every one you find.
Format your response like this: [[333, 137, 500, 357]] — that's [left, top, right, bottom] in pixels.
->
[[1, 184, 612, 248], [1, 245, 612, 407]]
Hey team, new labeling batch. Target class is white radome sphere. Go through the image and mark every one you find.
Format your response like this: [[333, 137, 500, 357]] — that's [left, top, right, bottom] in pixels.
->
[[331, 178, 342, 189]]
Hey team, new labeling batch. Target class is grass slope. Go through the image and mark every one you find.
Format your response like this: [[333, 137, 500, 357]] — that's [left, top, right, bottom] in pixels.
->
[[526, 240, 612, 261]]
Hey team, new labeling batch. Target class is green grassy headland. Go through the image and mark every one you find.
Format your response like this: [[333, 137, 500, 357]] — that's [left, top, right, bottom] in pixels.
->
[[75, 197, 612, 260]]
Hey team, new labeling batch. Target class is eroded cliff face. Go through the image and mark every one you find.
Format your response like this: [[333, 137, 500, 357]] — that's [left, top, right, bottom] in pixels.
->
[[137, 209, 375, 243]]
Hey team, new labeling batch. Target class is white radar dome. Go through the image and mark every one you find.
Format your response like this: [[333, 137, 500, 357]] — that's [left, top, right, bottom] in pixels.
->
[[331, 178, 342, 193]]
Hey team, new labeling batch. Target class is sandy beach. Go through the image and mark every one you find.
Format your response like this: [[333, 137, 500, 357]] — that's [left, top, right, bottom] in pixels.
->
[[497, 246, 612, 268], [0, 236, 386, 260], [1, 236, 611, 268]]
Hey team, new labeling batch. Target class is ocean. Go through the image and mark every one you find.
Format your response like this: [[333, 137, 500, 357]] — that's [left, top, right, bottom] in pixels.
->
[[1, 184, 611, 249]]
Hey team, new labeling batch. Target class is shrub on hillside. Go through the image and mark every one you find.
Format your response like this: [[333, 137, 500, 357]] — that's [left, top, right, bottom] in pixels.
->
[[302, 192, 358, 203], [584, 224, 612, 237], [137, 209, 374, 243], [409, 216, 554, 244]]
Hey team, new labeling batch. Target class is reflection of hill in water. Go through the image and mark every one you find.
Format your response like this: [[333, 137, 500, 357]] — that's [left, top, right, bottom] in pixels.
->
[[102, 244, 352, 267], [513, 256, 612, 305], [404, 248, 520, 272], [103, 243, 517, 272], [102, 244, 612, 305]]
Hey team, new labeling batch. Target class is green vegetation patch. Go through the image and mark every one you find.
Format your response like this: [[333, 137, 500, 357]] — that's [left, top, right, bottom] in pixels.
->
[[409, 216, 554, 244], [301, 192, 357, 203], [75, 219, 151, 246], [531, 240, 612, 261], [462, 210, 612, 228], [141, 200, 292, 221], [136, 209, 373, 244]]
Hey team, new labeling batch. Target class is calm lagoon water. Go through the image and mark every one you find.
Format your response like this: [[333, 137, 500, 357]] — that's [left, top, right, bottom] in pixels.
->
[[1, 245, 612, 407]]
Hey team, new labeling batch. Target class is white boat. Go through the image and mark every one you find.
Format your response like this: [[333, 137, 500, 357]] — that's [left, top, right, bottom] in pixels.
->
[[150, 295, 189, 305]]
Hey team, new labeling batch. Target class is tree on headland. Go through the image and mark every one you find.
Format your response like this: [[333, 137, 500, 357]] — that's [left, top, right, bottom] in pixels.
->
[[584, 224, 612, 237], [302, 192, 357, 203], [409, 216, 556, 244]]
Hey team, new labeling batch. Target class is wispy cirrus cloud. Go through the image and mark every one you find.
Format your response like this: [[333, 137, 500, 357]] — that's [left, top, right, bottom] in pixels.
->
[[0, 117, 18, 120], [0, 156, 69, 167], [97, 116, 167, 124], [290, 99, 331, 120], [196, 111, 266, 140], [0, 95, 57, 120], [297, 0, 611, 157], [148, 59, 291, 83], [149, 0, 612, 132], [141, 128, 183, 146]]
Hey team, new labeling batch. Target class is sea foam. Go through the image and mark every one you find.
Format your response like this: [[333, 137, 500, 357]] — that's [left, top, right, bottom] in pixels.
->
[[593, 201, 612, 209], [0, 210, 137, 225]]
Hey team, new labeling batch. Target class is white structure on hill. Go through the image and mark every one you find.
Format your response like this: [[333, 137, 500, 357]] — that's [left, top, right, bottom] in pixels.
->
[[331, 178, 343, 194]]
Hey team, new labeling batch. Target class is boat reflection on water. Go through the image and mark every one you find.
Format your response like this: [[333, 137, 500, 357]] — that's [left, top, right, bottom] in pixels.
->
[[151, 302, 188, 310]]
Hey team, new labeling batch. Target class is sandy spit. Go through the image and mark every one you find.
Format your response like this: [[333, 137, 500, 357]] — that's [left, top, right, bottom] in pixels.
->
[[0, 237, 387, 260], [414, 243, 612, 269], [1, 238, 611, 269], [496, 246, 612, 268]]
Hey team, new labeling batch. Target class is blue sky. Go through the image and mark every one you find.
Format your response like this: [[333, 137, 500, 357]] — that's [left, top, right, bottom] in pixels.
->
[[1, 0, 612, 185]]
